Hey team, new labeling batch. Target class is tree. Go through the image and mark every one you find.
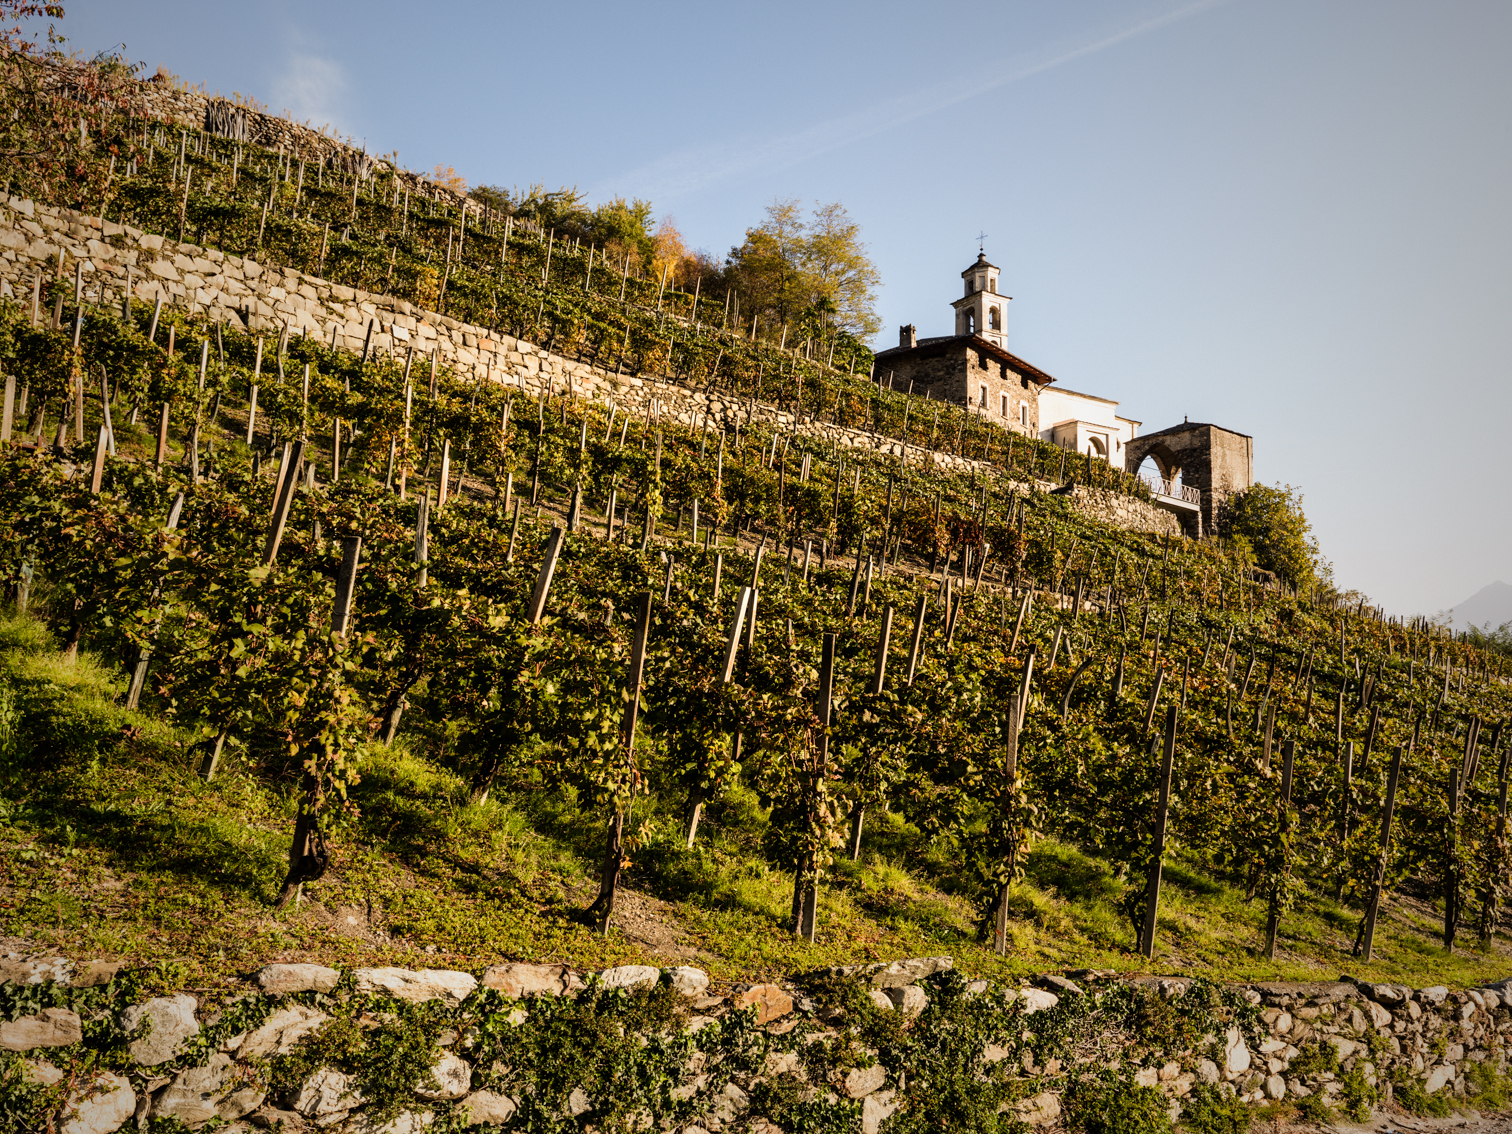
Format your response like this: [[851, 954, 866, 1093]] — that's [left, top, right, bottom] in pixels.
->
[[429, 164, 468, 194], [588, 196, 656, 274], [1217, 483, 1323, 589], [726, 198, 881, 343]]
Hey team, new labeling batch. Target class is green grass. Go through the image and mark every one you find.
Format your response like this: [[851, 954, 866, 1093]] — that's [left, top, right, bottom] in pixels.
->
[[3, 605, 1511, 999]]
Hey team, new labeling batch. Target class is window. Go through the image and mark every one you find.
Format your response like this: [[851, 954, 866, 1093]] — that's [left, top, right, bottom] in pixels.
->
[[989, 306, 1000, 330], [1000, 392, 1009, 416], [963, 310, 975, 333], [979, 384, 988, 407], [1020, 403, 1029, 426], [990, 278, 997, 294]]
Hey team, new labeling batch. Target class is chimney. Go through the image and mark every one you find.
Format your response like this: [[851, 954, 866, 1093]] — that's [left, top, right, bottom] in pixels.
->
[[900, 323, 917, 349]]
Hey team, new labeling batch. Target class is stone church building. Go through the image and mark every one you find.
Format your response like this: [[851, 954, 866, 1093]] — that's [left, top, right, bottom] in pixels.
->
[[871, 252, 1253, 534]]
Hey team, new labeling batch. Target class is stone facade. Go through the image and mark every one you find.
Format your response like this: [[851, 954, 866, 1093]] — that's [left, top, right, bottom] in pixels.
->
[[872, 331, 1048, 437], [1125, 421, 1255, 535]]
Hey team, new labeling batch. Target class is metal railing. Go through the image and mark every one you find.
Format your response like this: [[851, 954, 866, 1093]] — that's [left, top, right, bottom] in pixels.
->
[[1142, 473, 1201, 505]]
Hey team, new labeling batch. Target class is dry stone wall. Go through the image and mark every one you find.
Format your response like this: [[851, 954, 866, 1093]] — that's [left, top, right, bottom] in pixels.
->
[[0, 193, 1178, 540], [3, 949, 1509, 1131]]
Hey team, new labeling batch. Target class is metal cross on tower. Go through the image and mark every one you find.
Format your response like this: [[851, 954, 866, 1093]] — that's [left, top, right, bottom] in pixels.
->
[[976, 231, 988, 254]]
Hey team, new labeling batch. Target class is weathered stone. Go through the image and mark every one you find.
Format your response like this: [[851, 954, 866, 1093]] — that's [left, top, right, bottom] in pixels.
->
[[886, 985, 929, 1016], [256, 963, 340, 995], [294, 1068, 363, 1118], [0, 1007, 83, 1050], [568, 1088, 591, 1116], [1035, 974, 1083, 996], [1249, 981, 1359, 1007], [0, 954, 72, 985], [217, 1087, 266, 1121], [58, 1071, 136, 1134], [480, 962, 579, 998], [1019, 988, 1059, 1015], [867, 989, 894, 1012], [237, 1004, 328, 1060], [71, 961, 127, 988], [154, 1054, 238, 1125], [352, 968, 476, 1004], [844, 1064, 887, 1098], [731, 984, 793, 1024], [460, 1090, 518, 1126], [1012, 1091, 1061, 1126], [596, 964, 661, 992], [416, 1052, 471, 1100], [1134, 1067, 1159, 1087], [1264, 1074, 1285, 1100], [663, 966, 710, 998], [1425, 1064, 1452, 1093], [1364, 1001, 1392, 1029], [1417, 986, 1449, 1005], [1224, 1028, 1251, 1075], [860, 1089, 898, 1134], [1197, 1059, 1219, 1083], [121, 994, 199, 1065]]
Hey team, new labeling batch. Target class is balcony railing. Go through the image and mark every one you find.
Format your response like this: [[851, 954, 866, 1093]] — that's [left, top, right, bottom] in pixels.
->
[[1142, 474, 1201, 505]]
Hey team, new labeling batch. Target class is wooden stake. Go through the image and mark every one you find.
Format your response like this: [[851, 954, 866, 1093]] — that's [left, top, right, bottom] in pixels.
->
[[1356, 746, 1404, 960], [525, 525, 565, 625], [1139, 705, 1178, 958]]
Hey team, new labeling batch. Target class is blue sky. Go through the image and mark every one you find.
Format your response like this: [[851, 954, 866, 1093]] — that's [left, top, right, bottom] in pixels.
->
[[48, 0, 1512, 622]]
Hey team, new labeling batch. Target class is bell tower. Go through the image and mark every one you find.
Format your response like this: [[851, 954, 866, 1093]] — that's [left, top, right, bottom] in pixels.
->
[[951, 252, 1008, 349]]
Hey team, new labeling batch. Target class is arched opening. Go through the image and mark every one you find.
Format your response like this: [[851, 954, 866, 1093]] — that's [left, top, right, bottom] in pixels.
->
[[963, 310, 975, 334], [1089, 436, 1108, 461], [988, 306, 1000, 330], [1137, 453, 1181, 494]]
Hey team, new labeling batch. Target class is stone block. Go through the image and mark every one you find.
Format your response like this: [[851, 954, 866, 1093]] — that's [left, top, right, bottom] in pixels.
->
[[1011, 1091, 1061, 1126], [58, 1070, 135, 1134], [255, 962, 340, 995], [481, 962, 579, 998], [153, 1054, 242, 1125], [1264, 1074, 1285, 1100], [0, 1007, 82, 1050], [1425, 1064, 1452, 1093], [1020, 988, 1059, 1015], [731, 984, 793, 1024], [885, 985, 929, 1016], [1224, 1028, 1251, 1075], [121, 994, 199, 1065], [0, 955, 72, 985], [1417, 986, 1449, 1005], [867, 989, 893, 1011], [416, 1052, 470, 1100], [843, 1063, 887, 1098], [294, 1068, 362, 1117], [237, 1004, 328, 1059], [597, 964, 661, 991], [352, 968, 477, 1004], [460, 1090, 517, 1126], [663, 966, 710, 998]]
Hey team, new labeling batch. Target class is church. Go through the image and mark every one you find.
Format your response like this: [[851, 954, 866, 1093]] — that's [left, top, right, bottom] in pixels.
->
[[870, 252, 1254, 536]]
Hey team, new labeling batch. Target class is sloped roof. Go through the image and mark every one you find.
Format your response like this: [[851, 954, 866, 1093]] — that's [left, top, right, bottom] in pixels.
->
[[872, 334, 1056, 387]]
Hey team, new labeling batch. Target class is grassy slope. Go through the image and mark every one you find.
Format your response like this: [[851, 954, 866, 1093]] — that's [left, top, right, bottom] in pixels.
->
[[4, 604, 1510, 1002]]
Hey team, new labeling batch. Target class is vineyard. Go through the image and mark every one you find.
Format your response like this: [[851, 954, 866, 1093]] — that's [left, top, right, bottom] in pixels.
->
[[1, 52, 1512, 1005]]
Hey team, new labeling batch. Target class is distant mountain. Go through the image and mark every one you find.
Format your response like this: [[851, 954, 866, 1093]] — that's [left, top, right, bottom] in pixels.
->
[[1449, 581, 1512, 632]]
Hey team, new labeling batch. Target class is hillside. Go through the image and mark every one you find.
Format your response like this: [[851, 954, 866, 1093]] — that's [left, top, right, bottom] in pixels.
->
[[2, 50, 1512, 1131]]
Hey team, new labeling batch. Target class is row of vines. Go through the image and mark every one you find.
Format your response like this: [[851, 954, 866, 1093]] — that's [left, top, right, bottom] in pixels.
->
[[1, 290, 1509, 962]]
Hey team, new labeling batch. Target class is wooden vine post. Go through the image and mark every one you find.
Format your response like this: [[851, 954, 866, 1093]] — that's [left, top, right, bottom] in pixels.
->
[[794, 631, 836, 943], [993, 691, 1022, 956], [1355, 746, 1404, 959], [1139, 704, 1179, 959], [1262, 739, 1296, 959], [588, 590, 651, 935], [847, 604, 894, 860]]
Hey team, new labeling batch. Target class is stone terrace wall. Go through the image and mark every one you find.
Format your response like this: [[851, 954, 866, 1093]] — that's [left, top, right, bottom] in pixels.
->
[[0, 194, 1179, 540], [4, 950, 1509, 1131]]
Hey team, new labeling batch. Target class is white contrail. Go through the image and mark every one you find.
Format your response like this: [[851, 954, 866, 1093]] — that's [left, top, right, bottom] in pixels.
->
[[592, 0, 1228, 204]]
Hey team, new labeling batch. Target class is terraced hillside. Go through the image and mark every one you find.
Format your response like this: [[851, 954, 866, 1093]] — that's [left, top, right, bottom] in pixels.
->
[[1, 51, 1509, 1015]]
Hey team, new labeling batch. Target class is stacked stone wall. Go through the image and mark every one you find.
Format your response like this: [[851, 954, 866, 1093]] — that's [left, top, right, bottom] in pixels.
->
[[4, 950, 1508, 1131]]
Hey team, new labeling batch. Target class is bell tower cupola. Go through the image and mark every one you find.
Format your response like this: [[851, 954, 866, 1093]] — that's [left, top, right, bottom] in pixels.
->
[[951, 252, 1008, 348]]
